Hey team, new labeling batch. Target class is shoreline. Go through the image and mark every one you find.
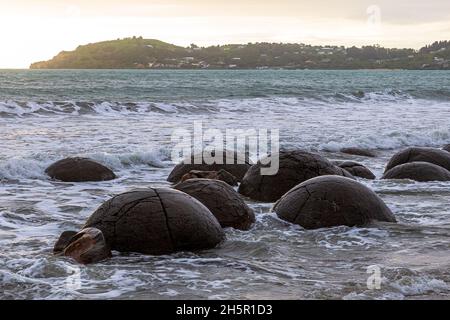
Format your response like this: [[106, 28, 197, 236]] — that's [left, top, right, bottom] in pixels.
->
[[25, 67, 449, 71]]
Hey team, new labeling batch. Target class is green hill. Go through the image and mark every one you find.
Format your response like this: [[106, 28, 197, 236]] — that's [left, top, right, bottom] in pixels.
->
[[30, 37, 183, 69], [30, 37, 450, 70]]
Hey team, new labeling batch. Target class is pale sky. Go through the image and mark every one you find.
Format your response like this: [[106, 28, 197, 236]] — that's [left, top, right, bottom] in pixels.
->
[[0, 0, 449, 68]]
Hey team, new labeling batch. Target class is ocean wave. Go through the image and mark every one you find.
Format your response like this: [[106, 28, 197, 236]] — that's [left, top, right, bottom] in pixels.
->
[[343, 268, 450, 300], [0, 89, 446, 118], [0, 157, 49, 180], [0, 149, 169, 180], [88, 150, 169, 169], [319, 128, 450, 151], [0, 100, 217, 117]]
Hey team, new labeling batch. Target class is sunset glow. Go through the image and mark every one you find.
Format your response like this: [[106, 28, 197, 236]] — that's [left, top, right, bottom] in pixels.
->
[[1, 0, 449, 68]]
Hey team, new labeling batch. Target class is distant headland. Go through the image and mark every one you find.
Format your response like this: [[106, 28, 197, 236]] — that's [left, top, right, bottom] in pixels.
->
[[30, 37, 450, 70]]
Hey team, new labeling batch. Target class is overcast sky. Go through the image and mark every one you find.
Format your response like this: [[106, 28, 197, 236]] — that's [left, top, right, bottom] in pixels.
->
[[1, 0, 449, 68]]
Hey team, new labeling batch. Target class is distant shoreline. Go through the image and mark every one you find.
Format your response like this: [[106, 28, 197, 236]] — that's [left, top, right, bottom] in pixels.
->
[[29, 38, 450, 71], [13, 68, 450, 71]]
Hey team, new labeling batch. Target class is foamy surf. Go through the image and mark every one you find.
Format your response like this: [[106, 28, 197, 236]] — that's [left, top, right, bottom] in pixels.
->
[[0, 149, 170, 180], [1, 69, 450, 300]]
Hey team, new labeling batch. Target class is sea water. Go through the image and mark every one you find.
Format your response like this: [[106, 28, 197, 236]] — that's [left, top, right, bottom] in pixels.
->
[[0, 69, 449, 299]]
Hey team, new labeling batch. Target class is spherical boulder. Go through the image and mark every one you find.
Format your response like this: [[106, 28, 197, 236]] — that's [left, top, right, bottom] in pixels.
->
[[46, 157, 116, 182], [181, 169, 238, 186], [443, 144, 450, 153], [238, 150, 354, 202], [336, 161, 376, 180], [340, 147, 376, 158], [167, 150, 251, 183], [273, 176, 396, 229], [174, 178, 255, 230], [382, 161, 450, 182], [83, 188, 225, 255], [385, 147, 450, 173]]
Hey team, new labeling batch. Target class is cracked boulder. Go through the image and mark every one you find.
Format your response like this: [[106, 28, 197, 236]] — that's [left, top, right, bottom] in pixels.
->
[[174, 178, 255, 230], [167, 150, 251, 183], [180, 169, 238, 186], [385, 147, 450, 173], [382, 161, 450, 182], [340, 147, 377, 158], [53, 231, 78, 254], [46, 157, 116, 182], [238, 150, 354, 202], [273, 175, 396, 229], [335, 161, 376, 180], [63, 228, 112, 264], [83, 188, 225, 255]]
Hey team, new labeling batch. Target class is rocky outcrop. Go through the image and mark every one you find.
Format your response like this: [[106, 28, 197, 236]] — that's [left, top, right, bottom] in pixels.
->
[[53, 231, 78, 254], [63, 228, 112, 264]]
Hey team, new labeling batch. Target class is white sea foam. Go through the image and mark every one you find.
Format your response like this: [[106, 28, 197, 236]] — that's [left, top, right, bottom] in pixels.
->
[[0, 157, 50, 180], [319, 128, 450, 151], [0, 149, 169, 180], [2, 74, 450, 299], [0, 90, 447, 118], [88, 150, 168, 170]]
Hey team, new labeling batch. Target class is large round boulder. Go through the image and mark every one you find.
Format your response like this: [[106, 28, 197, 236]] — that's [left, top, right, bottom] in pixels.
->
[[340, 147, 376, 158], [238, 150, 354, 202], [273, 176, 396, 229], [46, 157, 116, 182], [180, 169, 238, 186], [385, 147, 450, 173], [382, 161, 450, 182], [174, 178, 255, 230], [167, 150, 251, 183], [336, 161, 376, 180], [443, 144, 450, 153], [83, 188, 225, 255]]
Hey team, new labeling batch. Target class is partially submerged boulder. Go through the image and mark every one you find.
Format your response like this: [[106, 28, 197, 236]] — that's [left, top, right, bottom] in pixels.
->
[[385, 147, 450, 172], [382, 161, 450, 182], [336, 161, 376, 180], [167, 150, 251, 183], [273, 175, 396, 229], [238, 150, 354, 202], [53, 230, 77, 254], [174, 178, 255, 230], [83, 188, 225, 255], [63, 228, 111, 264], [180, 169, 238, 186], [340, 147, 377, 158], [46, 157, 116, 182]]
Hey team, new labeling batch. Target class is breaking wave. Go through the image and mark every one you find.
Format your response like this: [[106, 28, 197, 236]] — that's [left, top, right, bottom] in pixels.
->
[[1, 89, 448, 118], [319, 128, 450, 151], [0, 149, 170, 181], [0, 100, 218, 117]]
